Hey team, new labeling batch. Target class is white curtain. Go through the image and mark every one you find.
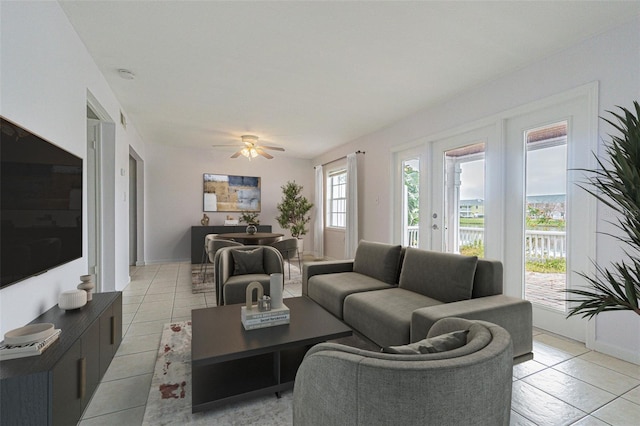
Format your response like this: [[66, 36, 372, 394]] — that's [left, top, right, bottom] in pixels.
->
[[313, 165, 324, 259], [345, 153, 359, 258]]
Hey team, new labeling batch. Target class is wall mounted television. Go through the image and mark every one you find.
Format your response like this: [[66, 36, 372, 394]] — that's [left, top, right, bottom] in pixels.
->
[[1, 117, 83, 289]]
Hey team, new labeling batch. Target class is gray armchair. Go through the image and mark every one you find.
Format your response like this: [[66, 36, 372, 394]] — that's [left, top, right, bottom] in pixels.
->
[[214, 245, 284, 306], [293, 317, 513, 426]]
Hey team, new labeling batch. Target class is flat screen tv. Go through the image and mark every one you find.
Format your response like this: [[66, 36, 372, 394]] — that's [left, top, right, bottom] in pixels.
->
[[1, 117, 83, 288]]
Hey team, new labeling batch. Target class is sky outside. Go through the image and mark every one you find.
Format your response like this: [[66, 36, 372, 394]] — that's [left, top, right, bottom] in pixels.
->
[[460, 144, 567, 200]]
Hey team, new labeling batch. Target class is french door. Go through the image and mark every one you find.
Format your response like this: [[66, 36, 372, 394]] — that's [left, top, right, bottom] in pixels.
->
[[392, 86, 597, 340], [503, 95, 596, 341], [424, 88, 596, 340], [430, 125, 501, 260], [393, 147, 427, 248]]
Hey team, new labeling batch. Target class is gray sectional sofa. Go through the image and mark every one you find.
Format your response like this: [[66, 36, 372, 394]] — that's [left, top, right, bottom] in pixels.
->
[[303, 241, 533, 363]]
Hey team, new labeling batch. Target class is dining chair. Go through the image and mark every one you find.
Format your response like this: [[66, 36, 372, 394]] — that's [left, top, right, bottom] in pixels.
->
[[202, 237, 243, 283], [270, 237, 300, 279], [200, 234, 217, 274]]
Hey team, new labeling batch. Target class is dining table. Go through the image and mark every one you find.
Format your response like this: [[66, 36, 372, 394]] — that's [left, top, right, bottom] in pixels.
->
[[215, 232, 284, 245]]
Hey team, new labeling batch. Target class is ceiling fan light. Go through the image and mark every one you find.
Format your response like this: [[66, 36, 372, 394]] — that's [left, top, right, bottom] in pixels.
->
[[241, 135, 259, 144], [224, 134, 279, 160]]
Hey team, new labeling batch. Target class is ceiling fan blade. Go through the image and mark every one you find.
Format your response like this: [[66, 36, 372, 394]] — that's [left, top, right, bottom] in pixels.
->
[[256, 149, 273, 159], [259, 145, 285, 152], [212, 144, 243, 148], [230, 151, 242, 158]]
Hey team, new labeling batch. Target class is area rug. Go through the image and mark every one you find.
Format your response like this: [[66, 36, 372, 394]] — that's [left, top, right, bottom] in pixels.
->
[[191, 264, 215, 294], [191, 262, 303, 295], [142, 316, 375, 425], [142, 321, 294, 425]]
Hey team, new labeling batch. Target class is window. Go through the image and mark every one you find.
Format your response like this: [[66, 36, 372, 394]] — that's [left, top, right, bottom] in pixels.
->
[[327, 170, 347, 228]]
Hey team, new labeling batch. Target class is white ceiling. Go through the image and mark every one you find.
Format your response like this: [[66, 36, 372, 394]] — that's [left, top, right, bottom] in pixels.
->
[[59, 1, 640, 159]]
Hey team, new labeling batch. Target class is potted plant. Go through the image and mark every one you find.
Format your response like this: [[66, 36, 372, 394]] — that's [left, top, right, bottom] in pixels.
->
[[239, 211, 260, 235], [276, 181, 313, 251], [565, 102, 640, 318]]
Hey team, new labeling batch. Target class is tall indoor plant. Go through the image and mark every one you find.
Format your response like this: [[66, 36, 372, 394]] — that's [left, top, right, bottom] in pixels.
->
[[565, 102, 640, 318], [276, 181, 313, 249]]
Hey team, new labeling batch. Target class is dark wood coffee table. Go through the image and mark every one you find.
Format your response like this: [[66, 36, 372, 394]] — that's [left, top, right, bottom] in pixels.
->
[[191, 296, 352, 413]]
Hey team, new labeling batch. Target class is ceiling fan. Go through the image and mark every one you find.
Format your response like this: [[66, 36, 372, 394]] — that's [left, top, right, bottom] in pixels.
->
[[212, 135, 285, 160]]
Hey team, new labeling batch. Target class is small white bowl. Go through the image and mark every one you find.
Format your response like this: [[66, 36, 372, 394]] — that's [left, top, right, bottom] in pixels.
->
[[4, 323, 56, 345], [58, 289, 87, 310]]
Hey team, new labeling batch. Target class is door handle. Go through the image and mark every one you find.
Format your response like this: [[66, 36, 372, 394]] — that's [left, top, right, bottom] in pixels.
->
[[432, 224, 439, 230], [110, 316, 115, 345], [79, 357, 86, 400]]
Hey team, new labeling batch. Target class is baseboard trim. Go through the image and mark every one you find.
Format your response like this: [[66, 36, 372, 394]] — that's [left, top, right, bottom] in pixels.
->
[[588, 340, 640, 365]]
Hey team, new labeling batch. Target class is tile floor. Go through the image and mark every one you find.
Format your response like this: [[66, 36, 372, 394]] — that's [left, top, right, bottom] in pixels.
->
[[79, 262, 640, 426]]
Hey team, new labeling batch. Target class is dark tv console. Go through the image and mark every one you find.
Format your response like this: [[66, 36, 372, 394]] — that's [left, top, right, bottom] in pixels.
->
[[190, 225, 272, 263], [0, 292, 122, 426]]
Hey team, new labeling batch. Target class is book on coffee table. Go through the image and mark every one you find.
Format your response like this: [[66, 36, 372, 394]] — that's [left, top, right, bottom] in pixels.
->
[[241, 304, 290, 330]]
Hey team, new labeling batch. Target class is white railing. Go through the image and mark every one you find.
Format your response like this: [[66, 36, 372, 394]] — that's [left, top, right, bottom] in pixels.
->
[[409, 226, 566, 260], [407, 225, 419, 248], [524, 230, 566, 260], [459, 227, 484, 246]]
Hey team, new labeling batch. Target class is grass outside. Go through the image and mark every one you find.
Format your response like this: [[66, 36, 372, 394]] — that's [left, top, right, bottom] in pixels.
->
[[460, 241, 484, 257], [459, 241, 566, 273], [526, 258, 566, 273], [460, 217, 566, 232], [459, 218, 485, 227]]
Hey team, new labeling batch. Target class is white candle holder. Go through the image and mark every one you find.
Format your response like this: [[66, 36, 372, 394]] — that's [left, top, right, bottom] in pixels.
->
[[270, 273, 284, 309]]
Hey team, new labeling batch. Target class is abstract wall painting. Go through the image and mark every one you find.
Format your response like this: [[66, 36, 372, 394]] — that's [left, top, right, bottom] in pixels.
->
[[203, 174, 261, 212]]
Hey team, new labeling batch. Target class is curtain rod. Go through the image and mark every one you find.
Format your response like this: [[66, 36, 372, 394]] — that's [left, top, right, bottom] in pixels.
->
[[317, 150, 365, 168]]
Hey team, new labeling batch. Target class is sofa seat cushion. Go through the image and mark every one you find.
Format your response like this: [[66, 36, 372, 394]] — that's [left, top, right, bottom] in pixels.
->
[[308, 272, 393, 319], [223, 274, 271, 305], [399, 248, 478, 303], [353, 240, 403, 284], [343, 288, 442, 347]]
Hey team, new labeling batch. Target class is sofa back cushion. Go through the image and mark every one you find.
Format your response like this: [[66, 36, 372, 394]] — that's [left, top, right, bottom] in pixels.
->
[[352, 241, 402, 284], [399, 248, 478, 303], [472, 259, 504, 297]]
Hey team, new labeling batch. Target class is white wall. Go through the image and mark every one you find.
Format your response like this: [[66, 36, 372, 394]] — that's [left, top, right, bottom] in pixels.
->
[[0, 1, 144, 336], [145, 143, 313, 263], [312, 18, 640, 363]]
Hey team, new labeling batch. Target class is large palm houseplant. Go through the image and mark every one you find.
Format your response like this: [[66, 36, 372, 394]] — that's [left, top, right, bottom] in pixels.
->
[[565, 102, 640, 318], [276, 181, 313, 251]]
